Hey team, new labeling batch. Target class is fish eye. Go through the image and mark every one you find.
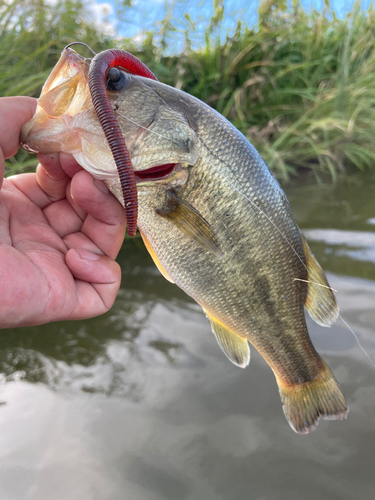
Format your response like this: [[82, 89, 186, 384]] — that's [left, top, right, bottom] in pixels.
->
[[106, 68, 129, 91]]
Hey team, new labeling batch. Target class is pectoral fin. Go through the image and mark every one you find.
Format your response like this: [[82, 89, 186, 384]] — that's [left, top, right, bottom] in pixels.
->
[[140, 231, 174, 283], [157, 191, 222, 257], [203, 309, 250, 368], [302, 237, 339, 326]]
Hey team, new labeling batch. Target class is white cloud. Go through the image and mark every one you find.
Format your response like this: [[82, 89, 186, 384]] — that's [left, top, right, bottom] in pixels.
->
[[89, 1, 114, 21], [85, 1, 115, 37]]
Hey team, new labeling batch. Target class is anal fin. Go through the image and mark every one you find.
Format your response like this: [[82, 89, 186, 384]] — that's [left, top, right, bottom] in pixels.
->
[[302, 236, 339, 326], [203, 309, 250, 368]]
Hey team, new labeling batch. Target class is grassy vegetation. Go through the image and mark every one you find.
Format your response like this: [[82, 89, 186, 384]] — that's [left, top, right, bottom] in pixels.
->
[[0, 0, 112, 174], [1, 0, 375, 180]]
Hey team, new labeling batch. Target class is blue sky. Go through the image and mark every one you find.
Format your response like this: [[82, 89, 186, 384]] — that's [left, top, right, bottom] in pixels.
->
[[90, 0, 372, 52]]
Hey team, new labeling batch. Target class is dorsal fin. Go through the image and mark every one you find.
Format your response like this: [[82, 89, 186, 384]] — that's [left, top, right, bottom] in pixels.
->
[[157, 190, 222, 257], [302, 237, 339, 327], [203, 309, 250, 368]]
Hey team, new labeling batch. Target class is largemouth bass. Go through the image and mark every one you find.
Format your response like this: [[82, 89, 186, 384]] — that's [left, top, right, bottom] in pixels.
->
[[21, 47, 348, 434]]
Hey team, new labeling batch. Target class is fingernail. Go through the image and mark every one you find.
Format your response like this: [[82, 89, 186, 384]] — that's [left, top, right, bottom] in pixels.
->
[[93, 178, 109, 193], [76, 249, 101, 261]]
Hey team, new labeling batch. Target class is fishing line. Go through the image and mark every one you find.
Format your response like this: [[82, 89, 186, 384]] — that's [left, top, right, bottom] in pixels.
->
[[117, 108, 375, 369], [292, 278, 337, 292], [117, 110, 311, 276], [339, 314, 375, 369], [199, 146, 374, 368], [29, 44, 375, 371]]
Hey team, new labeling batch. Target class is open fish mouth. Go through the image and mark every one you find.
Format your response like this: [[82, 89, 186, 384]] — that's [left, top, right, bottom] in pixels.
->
[[134, 163, 177, 183]]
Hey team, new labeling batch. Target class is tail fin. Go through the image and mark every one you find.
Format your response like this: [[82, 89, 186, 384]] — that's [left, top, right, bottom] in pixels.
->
[[276, 362, 349, 434]]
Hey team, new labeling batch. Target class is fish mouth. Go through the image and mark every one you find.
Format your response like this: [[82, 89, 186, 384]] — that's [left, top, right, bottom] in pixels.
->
[[134, 163, 177, 183]]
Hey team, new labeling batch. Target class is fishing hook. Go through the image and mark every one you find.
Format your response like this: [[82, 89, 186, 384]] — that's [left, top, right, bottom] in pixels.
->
[[64, 41, 97, 56]]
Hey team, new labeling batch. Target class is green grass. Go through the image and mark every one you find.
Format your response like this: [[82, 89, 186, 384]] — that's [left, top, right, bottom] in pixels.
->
[[1, 0, 375, 181]]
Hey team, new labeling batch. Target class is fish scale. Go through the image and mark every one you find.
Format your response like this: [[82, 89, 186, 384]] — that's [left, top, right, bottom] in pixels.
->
[[21, 47, 348, 434], [133, 95, 316, 371]]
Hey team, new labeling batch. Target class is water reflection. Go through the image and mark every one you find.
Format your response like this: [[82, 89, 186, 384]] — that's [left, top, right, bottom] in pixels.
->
[[0, 242, 206, 401], [304, 229, 375, 265], [0, 172, 375, 499]]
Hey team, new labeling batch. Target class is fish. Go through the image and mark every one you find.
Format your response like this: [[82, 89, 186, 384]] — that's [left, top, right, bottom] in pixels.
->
[[21, 47, 348, 434]]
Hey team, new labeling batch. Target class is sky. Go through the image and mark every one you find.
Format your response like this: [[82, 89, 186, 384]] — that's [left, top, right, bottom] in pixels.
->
[[88, 0, 373, 51]]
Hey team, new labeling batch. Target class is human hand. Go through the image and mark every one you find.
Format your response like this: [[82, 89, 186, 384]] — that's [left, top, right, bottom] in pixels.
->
[[0, 96, 126, 328]]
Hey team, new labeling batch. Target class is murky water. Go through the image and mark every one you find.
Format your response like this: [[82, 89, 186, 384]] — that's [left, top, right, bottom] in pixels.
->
[[1, 172, 375, 500]]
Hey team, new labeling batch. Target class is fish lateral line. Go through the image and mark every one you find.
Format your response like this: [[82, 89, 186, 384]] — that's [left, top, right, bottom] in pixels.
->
[[118, 108, 371, 366], [117, 107, 373, 367]]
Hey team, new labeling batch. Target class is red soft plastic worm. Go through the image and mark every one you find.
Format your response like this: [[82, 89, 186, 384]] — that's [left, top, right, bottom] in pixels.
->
[[89, 49, 158, 236]]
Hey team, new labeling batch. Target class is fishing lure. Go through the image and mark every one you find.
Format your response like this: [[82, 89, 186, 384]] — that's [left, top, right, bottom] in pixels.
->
[[67, 43, 158, 236]]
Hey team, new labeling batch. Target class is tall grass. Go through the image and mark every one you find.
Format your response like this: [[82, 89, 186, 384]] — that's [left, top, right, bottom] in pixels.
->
[[1, 0, 375, 180]]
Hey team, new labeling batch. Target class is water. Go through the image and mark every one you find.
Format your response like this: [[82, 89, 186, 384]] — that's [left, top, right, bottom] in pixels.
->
[[1, 172, 375, 500]]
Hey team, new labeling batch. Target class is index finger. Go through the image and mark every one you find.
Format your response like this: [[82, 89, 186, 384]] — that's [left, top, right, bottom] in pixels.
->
[[35, 152, 83, 205], [6, 153, 73, 209]]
